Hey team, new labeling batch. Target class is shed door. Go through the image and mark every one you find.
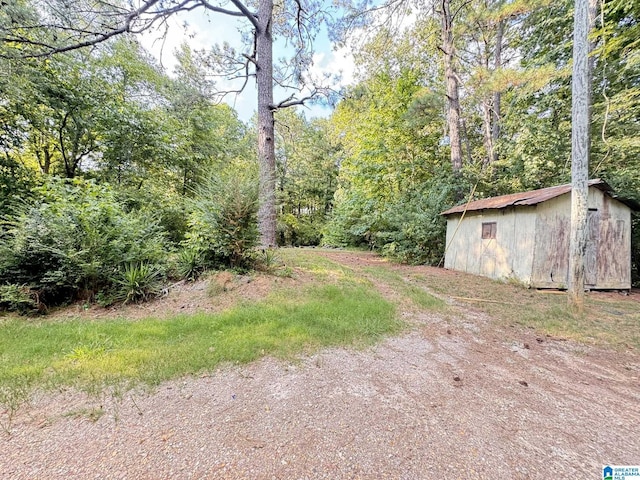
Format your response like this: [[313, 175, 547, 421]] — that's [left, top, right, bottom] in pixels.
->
[[585, 209, 599, 286]]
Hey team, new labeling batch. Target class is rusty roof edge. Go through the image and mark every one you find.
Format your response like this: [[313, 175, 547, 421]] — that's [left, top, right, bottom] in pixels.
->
[[439, 179, 627, 216]]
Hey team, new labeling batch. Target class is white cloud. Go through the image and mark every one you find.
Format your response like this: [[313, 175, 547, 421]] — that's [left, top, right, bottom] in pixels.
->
[[310, 44, 356, 88]]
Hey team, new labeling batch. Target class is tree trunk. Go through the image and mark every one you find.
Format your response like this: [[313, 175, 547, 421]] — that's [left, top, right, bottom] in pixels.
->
[[256, 0, 277, 247], [441, 0, 462, 172], [483, 18, 504, 167], [491, 19, 504, 164], [481, 27, 492, 166], [568, 0, 591, 310], [482, 101, 492, 166]]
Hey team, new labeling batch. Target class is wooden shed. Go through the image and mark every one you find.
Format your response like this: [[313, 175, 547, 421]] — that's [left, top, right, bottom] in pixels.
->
[[441, 179, 637, 289]]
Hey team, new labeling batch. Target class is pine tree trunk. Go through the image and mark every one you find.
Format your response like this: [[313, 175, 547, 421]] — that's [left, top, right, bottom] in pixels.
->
[[568, 0, 591, 310], [441, 0, 462, 172], [491, 19, 503, 164], [256, 0, 277, 247]]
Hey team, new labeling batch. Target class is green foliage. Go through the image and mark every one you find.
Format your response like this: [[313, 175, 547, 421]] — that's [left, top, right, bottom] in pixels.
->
[[0, 284, 38, 314], [325, 176, 460, 264], [376, 182, 456, 265], [278, 213, 323, 246], [0, 178, 169, 307], [184, 171, 259, 269], [113, 262, 163, 304], [323, 190, 380, 249], [177, 247, 205, 281], [255, 248, 281, 271], [253, 248, 292, 277], [116, 186, 190, 245], [0, 156, 35, 214], [273, 111, 339, 246], [325, 67, 455, 259]]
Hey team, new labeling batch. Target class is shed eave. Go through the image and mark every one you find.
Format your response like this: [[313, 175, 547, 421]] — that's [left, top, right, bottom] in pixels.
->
[[439, 178, 634, 216]]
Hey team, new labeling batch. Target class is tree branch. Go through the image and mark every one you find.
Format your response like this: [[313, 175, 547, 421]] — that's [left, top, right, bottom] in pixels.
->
[[1, 0, 200, 58], [242, 53, 257, 66], [221, 0, 260, 30], [270, 91, 317, 110], [199, 1, 251, 17]]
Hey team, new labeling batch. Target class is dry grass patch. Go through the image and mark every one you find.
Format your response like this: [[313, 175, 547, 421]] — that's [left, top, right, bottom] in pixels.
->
[[411, 268, 640, 349]]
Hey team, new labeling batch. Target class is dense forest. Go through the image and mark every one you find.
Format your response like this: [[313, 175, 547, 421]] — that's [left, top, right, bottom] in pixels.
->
[[0, 0, 638, 312]]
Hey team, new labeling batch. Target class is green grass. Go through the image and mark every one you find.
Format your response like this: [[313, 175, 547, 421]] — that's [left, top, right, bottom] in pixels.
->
[[0, 282, 399, 416], [363, 266, 446, 311], [280, 248, 356, 281]]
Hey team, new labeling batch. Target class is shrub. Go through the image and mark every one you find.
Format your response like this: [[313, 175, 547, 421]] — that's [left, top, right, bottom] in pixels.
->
[[0, 284, 38, 314], [183, 171, 258, 269], [323, 174, 461, 264], [177, 247, 205, 281], [277, 213, 323, 246], [375, 183, 454, 265], [0, 156, 35, 215], [0, 178, 169, 308], [322, 190, 380, 249], [117, 187, 189, 245]]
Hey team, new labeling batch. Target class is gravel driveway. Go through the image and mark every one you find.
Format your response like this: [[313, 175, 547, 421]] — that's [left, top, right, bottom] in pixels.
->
[[2, 254, 639, 479]]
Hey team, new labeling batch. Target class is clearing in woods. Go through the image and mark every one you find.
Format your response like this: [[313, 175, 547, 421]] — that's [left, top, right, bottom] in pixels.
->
[[1, 248, 639, 479]]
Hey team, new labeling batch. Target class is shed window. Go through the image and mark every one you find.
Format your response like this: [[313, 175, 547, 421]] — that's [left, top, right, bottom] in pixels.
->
[[482, 222, 497, 239]]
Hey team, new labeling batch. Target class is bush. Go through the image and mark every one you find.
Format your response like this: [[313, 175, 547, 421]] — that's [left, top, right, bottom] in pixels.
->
[[117, 187, 189, 245], [0, 284, 38, 314], [322, 190, 380, 249], [183, 171, 258, 269], [0, 178, 169, 308], [323, 175, 460, 264], [375, 184, 453, 264], [0, 156, 34, 215], [176, 247, 205, 281], [277, 213, 323, 246]]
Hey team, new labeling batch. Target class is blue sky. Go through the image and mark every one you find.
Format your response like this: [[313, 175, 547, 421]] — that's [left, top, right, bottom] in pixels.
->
[[139, 6, 357, 122]]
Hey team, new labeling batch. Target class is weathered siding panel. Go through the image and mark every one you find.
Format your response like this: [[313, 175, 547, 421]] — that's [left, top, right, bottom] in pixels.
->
[[508, 208, 537, 284], [585, 209, 599, 286], [530, 195, 570, 288], [595, 194, 631, 289], [529, 189, 631, 289], [444, 185, 632, 289], [444, 207, 537, 283]]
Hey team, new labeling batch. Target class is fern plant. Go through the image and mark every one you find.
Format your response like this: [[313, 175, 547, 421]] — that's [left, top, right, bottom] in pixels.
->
[[0, 284, 38, 314]]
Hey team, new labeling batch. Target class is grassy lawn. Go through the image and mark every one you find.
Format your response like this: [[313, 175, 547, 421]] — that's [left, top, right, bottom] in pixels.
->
[[362, 266, 447, 311], [0, 252, 403, 423], [0, 283, 398, 392]]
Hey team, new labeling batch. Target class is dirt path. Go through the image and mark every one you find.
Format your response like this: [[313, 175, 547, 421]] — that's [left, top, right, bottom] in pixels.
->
[[2, 251, 639, 479]]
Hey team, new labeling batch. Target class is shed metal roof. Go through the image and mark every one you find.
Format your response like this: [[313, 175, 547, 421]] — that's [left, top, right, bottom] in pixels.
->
[[441, 179, 639, 215]]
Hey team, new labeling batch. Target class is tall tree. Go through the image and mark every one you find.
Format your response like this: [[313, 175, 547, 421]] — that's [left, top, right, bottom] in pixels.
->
[[1, 0, 329, 247], [439, 0, 463, 171]]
